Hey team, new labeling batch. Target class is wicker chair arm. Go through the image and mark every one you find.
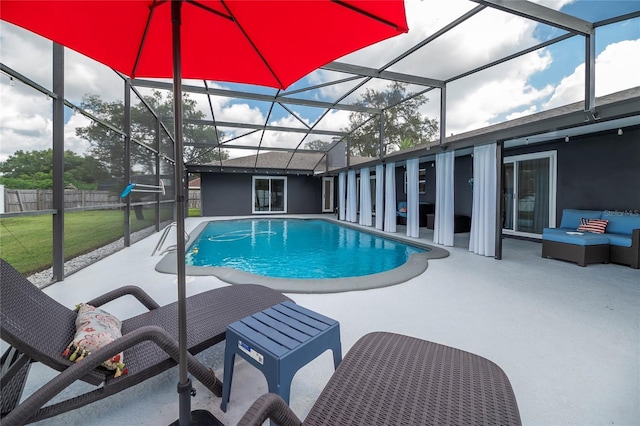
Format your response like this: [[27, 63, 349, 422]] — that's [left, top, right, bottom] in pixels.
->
[[237, 393, 303, 426], [85, 285, 161, 310], [4, 325, 217, 426]]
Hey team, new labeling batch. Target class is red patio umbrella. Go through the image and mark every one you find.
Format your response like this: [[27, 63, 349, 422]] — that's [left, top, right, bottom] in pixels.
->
[[1, 1, 408, 424]]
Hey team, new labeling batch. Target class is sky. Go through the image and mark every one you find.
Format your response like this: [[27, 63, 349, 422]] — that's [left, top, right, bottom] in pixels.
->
[[0, 0, 639, 162]]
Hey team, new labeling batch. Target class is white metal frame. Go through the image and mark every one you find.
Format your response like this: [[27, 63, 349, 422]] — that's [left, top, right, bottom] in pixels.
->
[[503, 150, 557, 238], [322, 176, 334, 213], [252, 176, 288, 214]]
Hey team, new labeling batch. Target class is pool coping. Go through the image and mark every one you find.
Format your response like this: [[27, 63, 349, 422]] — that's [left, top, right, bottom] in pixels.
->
[[155, 217, 450, 293]]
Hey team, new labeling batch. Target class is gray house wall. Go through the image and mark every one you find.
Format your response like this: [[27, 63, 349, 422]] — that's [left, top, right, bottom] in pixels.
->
[[290, 176, 323, 213], [200, 173, 323, 216], [200, 127, 639, 219], [505, 126, 640, 217], [395, 156, 473, 216], [201, 173, 252, 216]]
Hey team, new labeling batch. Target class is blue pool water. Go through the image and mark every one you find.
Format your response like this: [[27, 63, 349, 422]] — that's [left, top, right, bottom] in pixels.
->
[[185, 219, 427, 279]]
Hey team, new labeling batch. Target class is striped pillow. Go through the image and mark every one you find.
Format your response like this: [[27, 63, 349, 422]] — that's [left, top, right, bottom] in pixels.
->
[[577, 218, 608, 234]]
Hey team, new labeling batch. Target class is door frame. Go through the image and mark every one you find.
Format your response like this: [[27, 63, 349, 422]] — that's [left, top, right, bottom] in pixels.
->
[[252, 175, 288, 214], [503, 150, 557, 238], [322, 176, 334, 213]]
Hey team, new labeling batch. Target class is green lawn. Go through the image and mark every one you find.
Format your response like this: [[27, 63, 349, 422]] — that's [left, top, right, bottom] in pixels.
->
[[0, 207, 173, 275]]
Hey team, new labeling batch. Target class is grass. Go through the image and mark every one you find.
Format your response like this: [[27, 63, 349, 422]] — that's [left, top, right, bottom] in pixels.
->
[[0, 207, 173, 275]]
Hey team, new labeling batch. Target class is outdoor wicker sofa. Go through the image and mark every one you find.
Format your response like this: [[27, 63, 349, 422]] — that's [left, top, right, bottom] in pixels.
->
[[237, 331, 522, 426], [542, 209, 640, 268], [0, 258, 291, 425]]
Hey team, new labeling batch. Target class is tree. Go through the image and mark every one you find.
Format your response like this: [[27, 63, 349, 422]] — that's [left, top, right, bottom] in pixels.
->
[[132, 91, 229, 165], [307, 139, 332, 151], [75, 91, 228, 177], [345, 82, 439, 157], [0, 149, 111, 190], [74, 94, 128, 177]]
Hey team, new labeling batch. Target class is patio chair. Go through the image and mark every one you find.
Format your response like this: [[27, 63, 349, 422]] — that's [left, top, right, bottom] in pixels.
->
[[238, 331, 522, 426], [0, 258, 291, 425]]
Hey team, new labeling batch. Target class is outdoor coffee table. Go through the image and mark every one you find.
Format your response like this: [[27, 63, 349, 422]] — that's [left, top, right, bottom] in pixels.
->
[[220, 301, 341, 412]]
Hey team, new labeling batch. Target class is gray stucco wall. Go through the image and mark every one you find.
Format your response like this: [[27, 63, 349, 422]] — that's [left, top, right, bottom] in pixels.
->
[[200, 173, 322, 216], [505, 126, 640, 217], [200, 126, 639, 218], [395, 157, 473, 216]]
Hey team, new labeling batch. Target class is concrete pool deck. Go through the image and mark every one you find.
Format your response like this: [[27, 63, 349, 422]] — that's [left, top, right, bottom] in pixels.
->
[[5, 214, 639, 426], [154, 216, 449, 293]]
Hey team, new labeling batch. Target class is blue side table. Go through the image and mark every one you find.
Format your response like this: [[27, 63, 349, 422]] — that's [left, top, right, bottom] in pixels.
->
[[220, 301, 342, 412]]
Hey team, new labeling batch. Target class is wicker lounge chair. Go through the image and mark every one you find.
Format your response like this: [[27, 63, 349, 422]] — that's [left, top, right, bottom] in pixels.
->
[[0, 258, 291, 425], [238, 331, 522, 426]]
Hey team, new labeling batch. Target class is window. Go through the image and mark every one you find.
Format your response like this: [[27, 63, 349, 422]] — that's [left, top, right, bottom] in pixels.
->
[[253, 176, 287, 213], [404, 169, 426, 194]]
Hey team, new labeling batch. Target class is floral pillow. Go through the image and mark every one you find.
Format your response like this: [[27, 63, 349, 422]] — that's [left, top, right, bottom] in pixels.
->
[[62, 303, 127, 377]]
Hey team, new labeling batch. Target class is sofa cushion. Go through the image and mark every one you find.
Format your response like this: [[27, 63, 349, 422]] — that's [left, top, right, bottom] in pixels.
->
[[606, 233, 633, 248], [559, 209, 602, 229], [397, 201, 407, 217], [600, 213, 640, 235], [577, 218, 608, 234], [542, 228, 610, 246]]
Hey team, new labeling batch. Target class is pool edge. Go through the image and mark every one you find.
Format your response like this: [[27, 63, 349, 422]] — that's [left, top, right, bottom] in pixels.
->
[[155, 217, 450, 293]]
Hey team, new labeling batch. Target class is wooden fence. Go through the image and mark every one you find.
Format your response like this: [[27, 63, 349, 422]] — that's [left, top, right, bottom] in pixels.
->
[[188, 190, 200, 209], [2, 188, 201, 213]]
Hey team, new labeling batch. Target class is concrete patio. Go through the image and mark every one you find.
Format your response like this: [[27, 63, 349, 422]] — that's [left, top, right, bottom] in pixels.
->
[[9, 215, 639, 426]]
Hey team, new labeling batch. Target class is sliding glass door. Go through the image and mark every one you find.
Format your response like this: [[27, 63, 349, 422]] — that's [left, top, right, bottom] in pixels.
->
[[322, 177, 334, 213], [503, 151, 557, 237], [253, 176, 286, 213]]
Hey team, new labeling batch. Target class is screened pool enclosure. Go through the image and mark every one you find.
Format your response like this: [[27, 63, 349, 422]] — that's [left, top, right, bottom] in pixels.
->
[[1, 0, 638, 281]]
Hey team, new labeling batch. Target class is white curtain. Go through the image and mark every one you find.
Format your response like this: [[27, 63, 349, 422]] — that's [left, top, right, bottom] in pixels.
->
[[347, 170, 357, 223], [375, 164, 384, 230], [406, 158, 419, 238], [434, 151, 455, 246], [384, 162, 397, 232], [469, 143, 497, 256], [359, 167, 372, 226], [338, 172, 346, 221]]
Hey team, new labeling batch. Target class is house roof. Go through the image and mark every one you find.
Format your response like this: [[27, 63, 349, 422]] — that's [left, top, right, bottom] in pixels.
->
[[188, 177, 201, 188], [189, 151, 374, 174], [220, 151, 326, 170]]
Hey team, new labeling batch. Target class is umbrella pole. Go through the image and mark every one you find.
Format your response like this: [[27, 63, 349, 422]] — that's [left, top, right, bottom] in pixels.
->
[[170, 2, 224, 425], [171, 1, 191, 424]]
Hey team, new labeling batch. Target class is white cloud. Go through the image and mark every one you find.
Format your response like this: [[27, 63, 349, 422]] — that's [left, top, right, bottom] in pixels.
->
[[216, 102, 263, 125], [445, 51, 555, 133], [544, 38, 640, 109], [1, 1, 636, 162], [312, 0, 565, 135], [314, 109, 351, 134], [0, 22, 52, 89], [64, 49, 126, 103], [507, 105, 539, 121], [63, 112, 93, 156], [0, 82, 52, 162]]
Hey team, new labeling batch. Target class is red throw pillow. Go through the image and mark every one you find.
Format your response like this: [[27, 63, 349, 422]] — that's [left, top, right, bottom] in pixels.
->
[[577, 218, 608, 234]]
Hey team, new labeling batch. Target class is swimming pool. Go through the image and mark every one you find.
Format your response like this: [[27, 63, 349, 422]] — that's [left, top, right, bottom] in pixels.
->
[[156, 218, 449, 293], [187, 218, 424, 278]]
